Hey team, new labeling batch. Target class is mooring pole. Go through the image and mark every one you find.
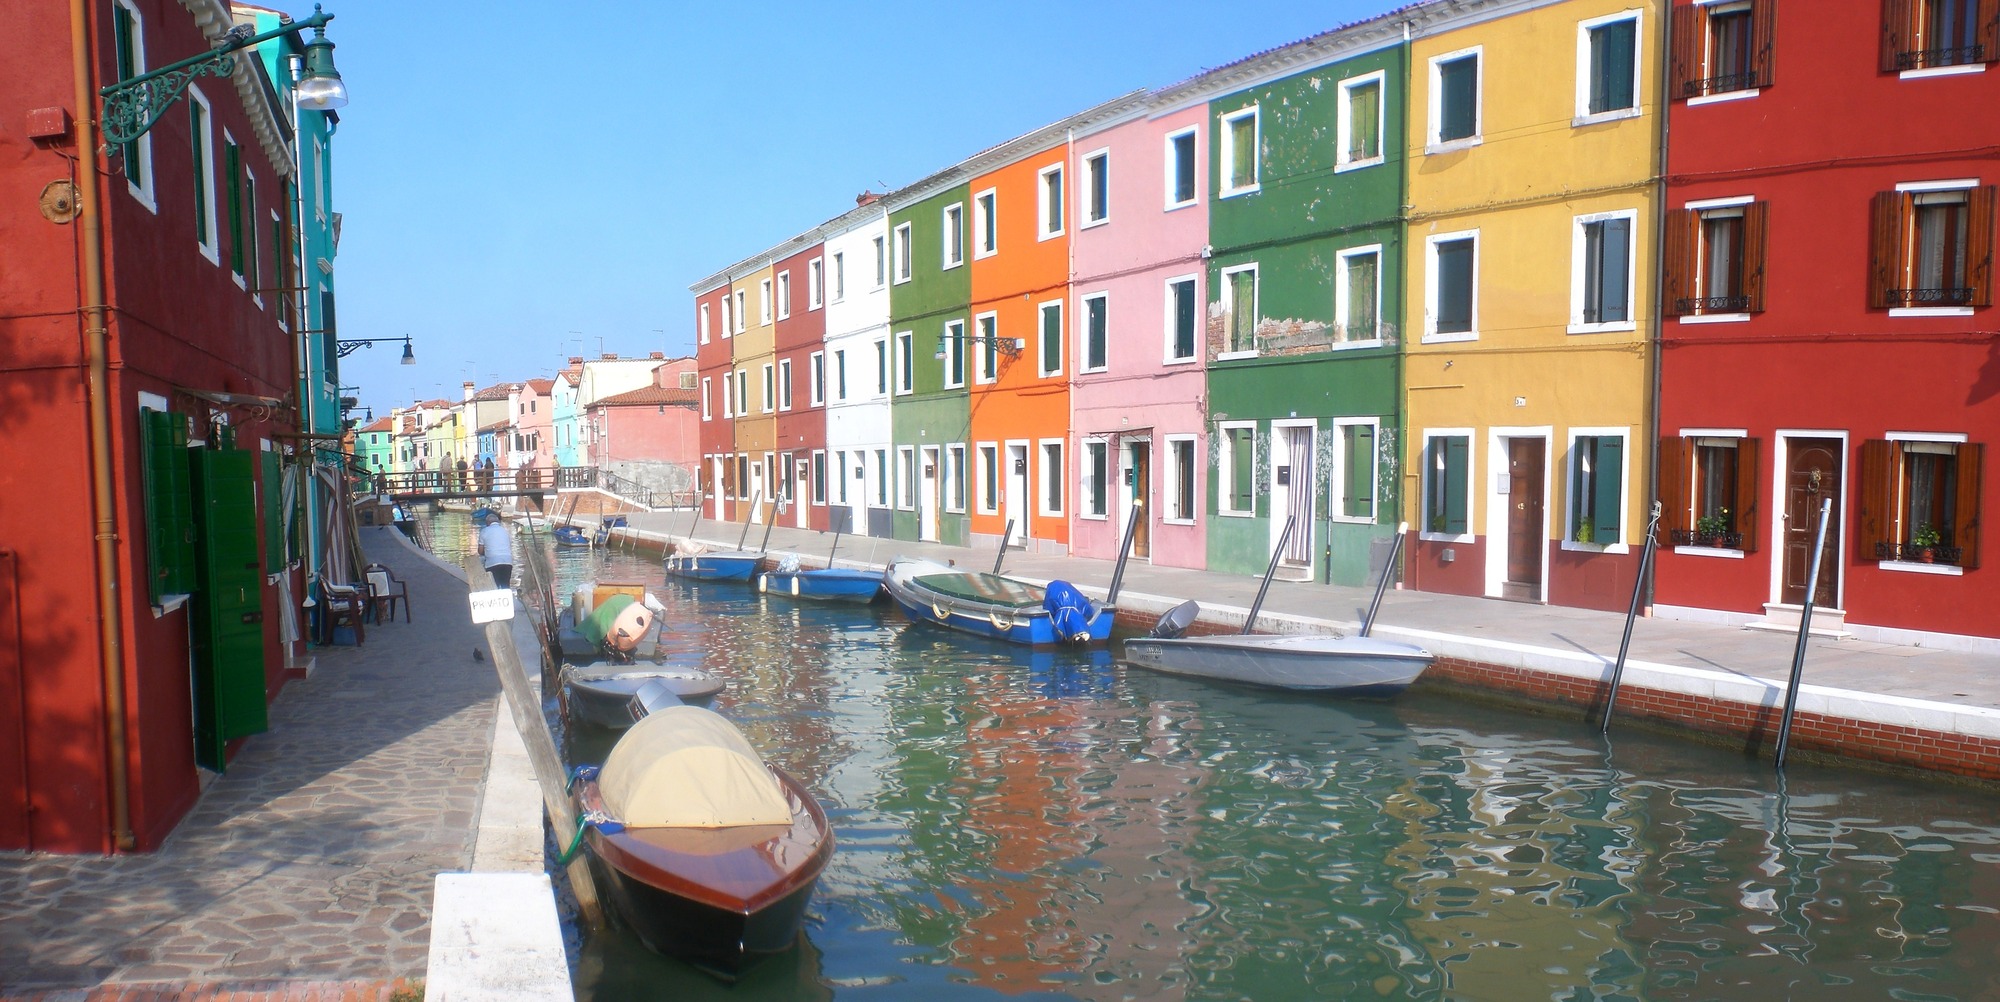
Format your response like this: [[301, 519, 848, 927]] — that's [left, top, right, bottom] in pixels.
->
[[1105, 502, 1142, 607], [757, 498, 779, 554], [736, 491, 762, 550], [1242, 516, 1295, 635], [1359, 522, 1409, 638], [682, 492, 705, 554], [827, 528, 843, 569], [1601, 502, 1662, 734], [993, 519, 1016, 575], [1774, 497, 1833, 769]]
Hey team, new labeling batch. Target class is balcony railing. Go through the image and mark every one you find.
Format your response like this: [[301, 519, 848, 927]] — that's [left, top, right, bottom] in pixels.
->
[[1682, 71, 1758, 98], [1887, 287, 1974, 306], [1670, 528, 1743, 549], [1875, 540, 1963, 565], [1675, 295, 1754, 315], [1895, 44, 1986, 71]]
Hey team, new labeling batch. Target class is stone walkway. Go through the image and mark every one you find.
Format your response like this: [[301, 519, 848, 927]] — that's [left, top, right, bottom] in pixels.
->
[[0, 528, 497, 998]]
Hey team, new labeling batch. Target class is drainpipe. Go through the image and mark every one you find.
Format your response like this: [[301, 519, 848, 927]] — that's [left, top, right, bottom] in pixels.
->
[[71, 0, 135, 852], [1644, 0, 1673, 616]]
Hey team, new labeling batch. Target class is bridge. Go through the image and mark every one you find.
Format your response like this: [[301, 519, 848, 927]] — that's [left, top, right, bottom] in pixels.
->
[[366, 467, 694, 510]]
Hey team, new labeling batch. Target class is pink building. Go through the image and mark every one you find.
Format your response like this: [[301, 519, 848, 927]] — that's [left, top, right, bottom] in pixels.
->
[[511, 377, 554, 475], [1067, 103, 1211, 569], [584, 358, 701, 498]]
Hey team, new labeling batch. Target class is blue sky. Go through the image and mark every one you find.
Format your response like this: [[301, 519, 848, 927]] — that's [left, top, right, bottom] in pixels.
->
[[284, 1, 1410, 417]]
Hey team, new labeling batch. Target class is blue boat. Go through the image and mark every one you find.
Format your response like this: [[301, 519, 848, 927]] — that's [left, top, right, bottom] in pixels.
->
[[755, 567, 884, 603], [664, 549, 763, 582], [553, 525, 591, 548], [594, 515, 628, 546], [882, 557, 1113, 647]]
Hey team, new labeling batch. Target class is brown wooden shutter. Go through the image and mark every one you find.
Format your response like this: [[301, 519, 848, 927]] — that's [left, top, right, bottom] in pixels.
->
[[1881, 0, 1912, 72], [1743, 200, 1770, 313], [1657, 435, 1689, 536], [1671, 3, 1704, 99], [1735, 437, 1761, 553], [1752, 0, 1778, 88], [1967, 185, 1995, 308], [1868, 191, 1905, 309], [1955, 443, 1983, 569], [1858, 439, 1894, 556], [1980, 0, 2000, 66], [1662, 208, 1696, 316]]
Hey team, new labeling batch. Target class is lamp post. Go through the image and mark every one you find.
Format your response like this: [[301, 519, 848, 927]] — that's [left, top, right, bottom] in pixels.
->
[[336, 334, 417, 364], [99, 5, 347, 149]]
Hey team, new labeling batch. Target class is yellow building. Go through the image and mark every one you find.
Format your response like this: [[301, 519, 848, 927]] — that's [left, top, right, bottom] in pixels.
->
[[731, 263, 778, 521], [1402, 0, 1661, 610]]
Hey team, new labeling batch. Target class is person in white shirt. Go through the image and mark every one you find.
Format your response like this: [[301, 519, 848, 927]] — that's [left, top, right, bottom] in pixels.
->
[[476, 513, 513, 588]]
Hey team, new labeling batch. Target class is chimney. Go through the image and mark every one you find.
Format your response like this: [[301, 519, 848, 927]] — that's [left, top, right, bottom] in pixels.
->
[[855, 190, 882, 207], [567, 356, 583, 366], [462, 380, 474, 402], [601, 352, 617, 360], [650, 351, 664, 360]]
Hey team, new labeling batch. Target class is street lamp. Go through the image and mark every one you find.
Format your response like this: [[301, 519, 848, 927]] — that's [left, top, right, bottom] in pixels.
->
[[336, 334, 416, 364], [99, 5, 347, 148]]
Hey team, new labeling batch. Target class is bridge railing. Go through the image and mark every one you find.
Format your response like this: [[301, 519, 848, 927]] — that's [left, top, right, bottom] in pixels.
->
[[366, 466, 696, 510]]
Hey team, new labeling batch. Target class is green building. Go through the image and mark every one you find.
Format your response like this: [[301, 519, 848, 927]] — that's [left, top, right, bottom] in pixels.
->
[[886, 178, 973, 546]]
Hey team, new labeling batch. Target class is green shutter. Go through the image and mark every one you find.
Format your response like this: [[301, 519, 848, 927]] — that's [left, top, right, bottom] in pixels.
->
[[1347, 252, 1378, 338], [141, 409, 196, 601], [1229, 114, 1256, 188], [189, 101, 207, 244], [1349, 81, 1380, 160], [1440, 56, 1478, 141], [261, 452, 284, 574], [1444, 436, 1470, 534], [1593, 436, 1625, 538], [1591, 19, 1637, 114], [1042, 305, 1061, 373], [1345, 425, 1375, 518], [113, 7, 143, 187], [1231, 427, 1255, 512], [225, 141, 243, 276], [1174, 280, 1197, 357], [189, 447, 269, 771], [1437, 241, 1473, 333], [1230, 270, 1256, 351]]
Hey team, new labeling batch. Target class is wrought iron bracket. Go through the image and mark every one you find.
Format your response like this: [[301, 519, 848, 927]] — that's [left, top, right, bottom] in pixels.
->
[[98, 10, 333, 151]]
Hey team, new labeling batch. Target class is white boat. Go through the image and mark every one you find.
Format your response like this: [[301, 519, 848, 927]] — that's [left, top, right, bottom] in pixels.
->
[[1120, 630, 1432, 695]]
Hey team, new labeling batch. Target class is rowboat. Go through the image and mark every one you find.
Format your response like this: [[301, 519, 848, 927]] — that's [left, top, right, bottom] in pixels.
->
[[553, 525, 591, 548], [593, 515, 628, 546], [1120, 630, 1432, 695], [755, 567, 883, 603], [562, 661, 724, 730], [571, 705, 833, 979], [664, 549, 763, 582], [882, 557, 1112, 646]]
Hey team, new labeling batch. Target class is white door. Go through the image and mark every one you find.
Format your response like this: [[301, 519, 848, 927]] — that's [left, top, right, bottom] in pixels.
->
[[1005, 442, 1029, 546], [919, 446, 940, 542], [710, 457, 726, 520], [1273, 424, 1316, 567], [749, 462, 765, 523], [796, 459, 811, 527]]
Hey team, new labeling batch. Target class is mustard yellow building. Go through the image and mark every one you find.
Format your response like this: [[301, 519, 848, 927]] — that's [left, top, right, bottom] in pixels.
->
[[731, 263, 778, 521], [1401, 0, 1661, 610]]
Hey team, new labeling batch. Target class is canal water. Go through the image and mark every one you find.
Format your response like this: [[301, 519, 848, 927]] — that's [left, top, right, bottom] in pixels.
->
[[428, 512, 2000, 1001]]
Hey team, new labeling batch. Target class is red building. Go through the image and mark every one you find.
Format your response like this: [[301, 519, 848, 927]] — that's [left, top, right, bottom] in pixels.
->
[[1655, 0, 1996, 648], [0, 0, 308, 851], [772, 240, 829, 531], [693, 282, 735, 521]]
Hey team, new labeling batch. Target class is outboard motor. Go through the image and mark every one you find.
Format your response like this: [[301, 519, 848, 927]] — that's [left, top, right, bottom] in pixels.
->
[[625, 678, 684, 724], [1151, 599, 1200, 639], [1043, 580, 1096, 643]]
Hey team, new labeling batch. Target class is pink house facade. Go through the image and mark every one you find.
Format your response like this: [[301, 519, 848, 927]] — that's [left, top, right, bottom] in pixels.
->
[[1068, 103, 1212, 569], [585, 358, 701, 497], [510, 377, 555, 478]]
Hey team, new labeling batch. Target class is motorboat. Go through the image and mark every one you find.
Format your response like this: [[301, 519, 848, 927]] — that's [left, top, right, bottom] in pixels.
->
[[882, 557, 1112, 646], [563, 662, 723, 729], [1121, 619, 1433, 695], [553, 525, 591, 548], [664, 546, 762, 582], [755, 566, 883, 603], [594, 515, 628, 546]]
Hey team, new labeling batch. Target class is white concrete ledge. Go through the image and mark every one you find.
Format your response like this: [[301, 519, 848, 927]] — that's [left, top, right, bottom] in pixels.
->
[[426, 871, 573, 1001]]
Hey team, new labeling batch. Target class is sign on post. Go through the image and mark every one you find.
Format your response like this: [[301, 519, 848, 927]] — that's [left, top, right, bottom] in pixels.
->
[[469, 589, 515, 624]]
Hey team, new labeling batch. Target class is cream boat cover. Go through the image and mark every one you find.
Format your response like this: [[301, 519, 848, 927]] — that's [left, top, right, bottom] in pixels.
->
[[598, 706, 790, 828]]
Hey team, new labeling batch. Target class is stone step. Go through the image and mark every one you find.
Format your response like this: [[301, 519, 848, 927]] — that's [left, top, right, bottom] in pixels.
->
[[1745, 602, 1852, 639]]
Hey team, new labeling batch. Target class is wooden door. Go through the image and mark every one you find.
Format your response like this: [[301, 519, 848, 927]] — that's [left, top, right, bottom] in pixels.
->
[[1128, 441, 1151, 559], [1781, 437, 1842, 607], [1506, 438, 1545, 591]]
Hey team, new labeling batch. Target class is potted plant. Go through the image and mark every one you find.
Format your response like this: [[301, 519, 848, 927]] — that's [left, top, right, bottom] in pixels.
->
[[1911, 522, 1941, 563], [1694, 507, 1731, 547], [1574, 517, 1595, 544]]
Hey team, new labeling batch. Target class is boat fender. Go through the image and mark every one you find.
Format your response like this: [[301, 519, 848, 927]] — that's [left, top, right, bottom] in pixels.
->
[[756, 574, 768, 594], [933, 601, 950, 621], [1043, 580, 1095, 643], [791, 576, 800, 597], [990, 609, 1015, 631]]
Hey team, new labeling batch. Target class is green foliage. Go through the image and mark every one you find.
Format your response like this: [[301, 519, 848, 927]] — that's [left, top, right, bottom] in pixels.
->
[[1911, 522, 1942, 548], [1695, 507, 1731, 536]]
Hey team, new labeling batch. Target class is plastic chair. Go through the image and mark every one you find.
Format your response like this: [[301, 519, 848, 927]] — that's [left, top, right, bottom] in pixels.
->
[[364, 564, 410, 624], [315, 574, 367, 645]]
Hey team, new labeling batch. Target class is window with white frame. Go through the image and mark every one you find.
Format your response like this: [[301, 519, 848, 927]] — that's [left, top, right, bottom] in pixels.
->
[[699, 302, 711, 344], [701, 376, 712, 420], [1568, 432, 1626, 544], [893, 223, 912, 283], [1038, 163, 1065, 239], [1665, 197, 1767, 317], [1423, 433, 1472, 535], [812, 451, 826, 504], [1081, 293, 1107, 372], [943, 319, 966, 389], [778, 359, 793, 411], [1219, 423, 1258, 514], [1672, 1, 1771, 99], [776, 271, 791, 320], [1083, 149, 1110, 225], [873, 236, 887, 288], [809, 351, 825, 406], [835, 349, 848, 401], [1334, 419, 1378, 521], [733, 290, 747, 332], [735, 369, 748, 415], [1040, 441, 1065, 516], [1872, 182, 1994, 311], [1082, 439, 1108, 518], [720, 294, 733, 338], [1860, 435, 1983, 567], [1336, 245, 1382, 342], [760, 279, 773, 325], [111, 0, 155, 210], [834, 450, 848, 504], [1220, 264, 1259, 355], [241, 170, 260, 298], [873, 449, 889, 506], [942, 202, 964, 268], [1167, 435, 1198, 522], [1165, 126, 1198, 209], [975, 312, 1001, 384], [1038, 300, 1063, 377], [188, 87, 217, 261], [1220, 105, 1260, 196], [761, 363, 775, 413], [874, 339, 889, 396], [896, 331, 914, 394], [721, 372, 733, 418], [1578, 12, 1642, 123], [898, 447, 916, 510], [831, 251, 846, 301], [1165, 275, 1198, 361], [974, 189, 997, 258], [1573, 210, 1636, 330], [977, 444, 1000, 514], [1426, 231, 1478, 341], [1429, 48, 1482, 151], [946, 443, 967, 513], [1337, 72, 1385, 170], [808, 258, 823, 309]]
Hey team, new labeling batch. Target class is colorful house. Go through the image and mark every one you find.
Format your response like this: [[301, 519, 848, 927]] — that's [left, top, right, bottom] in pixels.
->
[[510, 377, 554, 478], [583, 359, 701, 498], [354, 416, 395, 477], [732, 266, 780, 521], [773, 238, 831, 530], [551, 357, 583, 469], [693, 283, 735, 519], [820, 197, 894, 536], [887, 175, 974, 545]]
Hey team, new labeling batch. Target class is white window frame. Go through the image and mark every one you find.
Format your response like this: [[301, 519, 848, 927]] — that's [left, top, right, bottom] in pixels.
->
[[1038, 439, 1066, 517], [761, 363, 775, 413], [1036, 299, 1064, 378], [809, 351, 826, 406], [874, 338, 889, 397], [1218, 263, 1260, 359], [113, 0, 156, 213], [1164, 274, 1200, 364], [1424, 229, 1481, 344], [720, 294, 734, 339], [945, 443, 968, 514], [895, 331, 914, 395], [1217, 421, 1258, 517], [721, 372, 733, 418], [1335, 244, 1385, 347], [872, 236, 888, 289], [699, 302, 711, 344], [941, 202, 965, 269], [1164, 125, 1199, 211], [834, 348, 848, 401], [1080, 291, 1108, 374], [733, 290, 747, 333], [976, 443, 1000, 515], [759, 278, 774, 325], [1336, 70, 1387, 172], [735, 369, 749, 416], [1421, 428, 1478, 542], [776, 271, 792, 320], [1575, 10, 1645, 127], [701, 376, 713, 420], [973, 188, 998, 259], [1080, 438, 1109, 520], [1081, 147, 1111, 227], [835, 450, 849, 504], [1331, 417, 1381, 524], [897, 445, 917, 511], [893, 223, 913, 283], [1037, 163, 1065, 240], [811, 449, 827, 505], [1890, 179, 1982, 318], [1219, 104, 1261, 197], [831, 251, 846, 302], [1427, 46, 1485, 154], [188, 85, 217, 263], [1569, 208, 1640, 334], [1562, 427, 1632, 553], [807, 257, 824, 309], [1164, 434, 1200, 524], [942, 319, 967, 390], [778, 359, 793, 411], [974, 312, 1001, 385]]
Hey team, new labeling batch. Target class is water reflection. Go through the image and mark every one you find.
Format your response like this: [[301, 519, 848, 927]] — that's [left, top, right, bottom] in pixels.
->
[[417, 511, 2000, 1000]]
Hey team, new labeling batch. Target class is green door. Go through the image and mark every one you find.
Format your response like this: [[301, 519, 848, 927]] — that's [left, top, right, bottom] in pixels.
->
[[189, 447, 269, 771]]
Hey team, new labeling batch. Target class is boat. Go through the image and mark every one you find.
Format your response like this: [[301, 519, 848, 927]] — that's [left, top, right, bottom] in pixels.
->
[[594, 515, 628, 546], [553, 525, 592, 548], [571, 705, 834, 979], [755, 566, 884, 603], [664, 547, 763, 582], [881, 557, 1113, 646], [1120, 619, 1433, 695], [563, 662, 724, 729]]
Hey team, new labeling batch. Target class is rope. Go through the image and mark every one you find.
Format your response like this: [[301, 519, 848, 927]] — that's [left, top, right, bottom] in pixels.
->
[[556, 812, 591, 866]]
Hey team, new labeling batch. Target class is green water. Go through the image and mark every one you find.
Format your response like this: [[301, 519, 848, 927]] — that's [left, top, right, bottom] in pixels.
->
[[427, 512, 2000, 1001]]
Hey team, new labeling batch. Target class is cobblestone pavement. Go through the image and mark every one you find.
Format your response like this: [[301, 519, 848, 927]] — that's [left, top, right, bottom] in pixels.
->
[[0, 529, 498, 997]]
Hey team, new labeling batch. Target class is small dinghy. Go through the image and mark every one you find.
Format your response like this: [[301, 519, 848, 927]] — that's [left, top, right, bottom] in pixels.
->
[[664, 545, 762, 582], [564, 663, 723, 728], [882, 557, 1112, 646], [755, 563, 883, 603], [553, 525, 591, 548]]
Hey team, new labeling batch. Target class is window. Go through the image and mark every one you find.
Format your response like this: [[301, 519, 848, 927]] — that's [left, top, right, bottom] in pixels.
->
[[1659, 434, 1759, 550], [701, 377, 713, 420], [1168, 436, 1198, 522], [1038, 300, 1063, 377], [760, 279, 774, 325], [943, 319, 966, 388], [942, 202, 964, 268], [224, 135, 244, 278], [896, 331, 914, 394], [736, 369, 749, 416], [946, 444, 967, 513], [1430, 49, 1482, 150], [898, 447, 917, 510], [874, 449, 889, 506], [1579, 12, 1641, 122], [1338, 72, 1384, 169], [189, 89, 217, 261], [873, 236, 887, 288], [1673, 1, 1773, 100], [1040, 441, 1065, 516], [978, 444, 1000, 514], [835, 349, 848, 400], [776, 272, 791, 320], [1083, 149, 1110, 225], [1083, 440, 1108, 518], [734, 290, 747, 332], [809, 351, 825, 406], [1861, 437, 1983, 567], [1336, 421, 1377, 521], [1574, 210, 1636, 330], [1336, 246, 1381, 342], [1221, 264, 1258, 355], [812, 451, 826, 505], [808, 258, 823, 309], [1881, 0, 1996, 73], [1165, 127, 1198, 209], [736, 455, 749, 499], [1220, 106, 1260, 196], [974, 189, 997, 258], [1164, 276, 1198, 362], [835, 451, 848, 504], [1423, 434, 1471, 536], [1666, 198, 1767, 317], [721, 294, 734, 338], [242, 172, 260, 298], [975, 313, 1001, 384], [1081, 293, 1107, 372], [874, 339, 889, 395], [1220, 423, 1257, 515], [761, 363, 775, 413], [700, 303, 711, 344], [111, 0, 154, 209], [832, 251, 846, 301], [722, 376, 734, 418], [1426, 232, 1478, 341], [1873, 183, 1994, 311], [1568, 434, 1626, 545], [893, 223, 912, 283], [1039, 164, 1065, 238], [139, 407, 194, 603], [778, 359, 793, 411]]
